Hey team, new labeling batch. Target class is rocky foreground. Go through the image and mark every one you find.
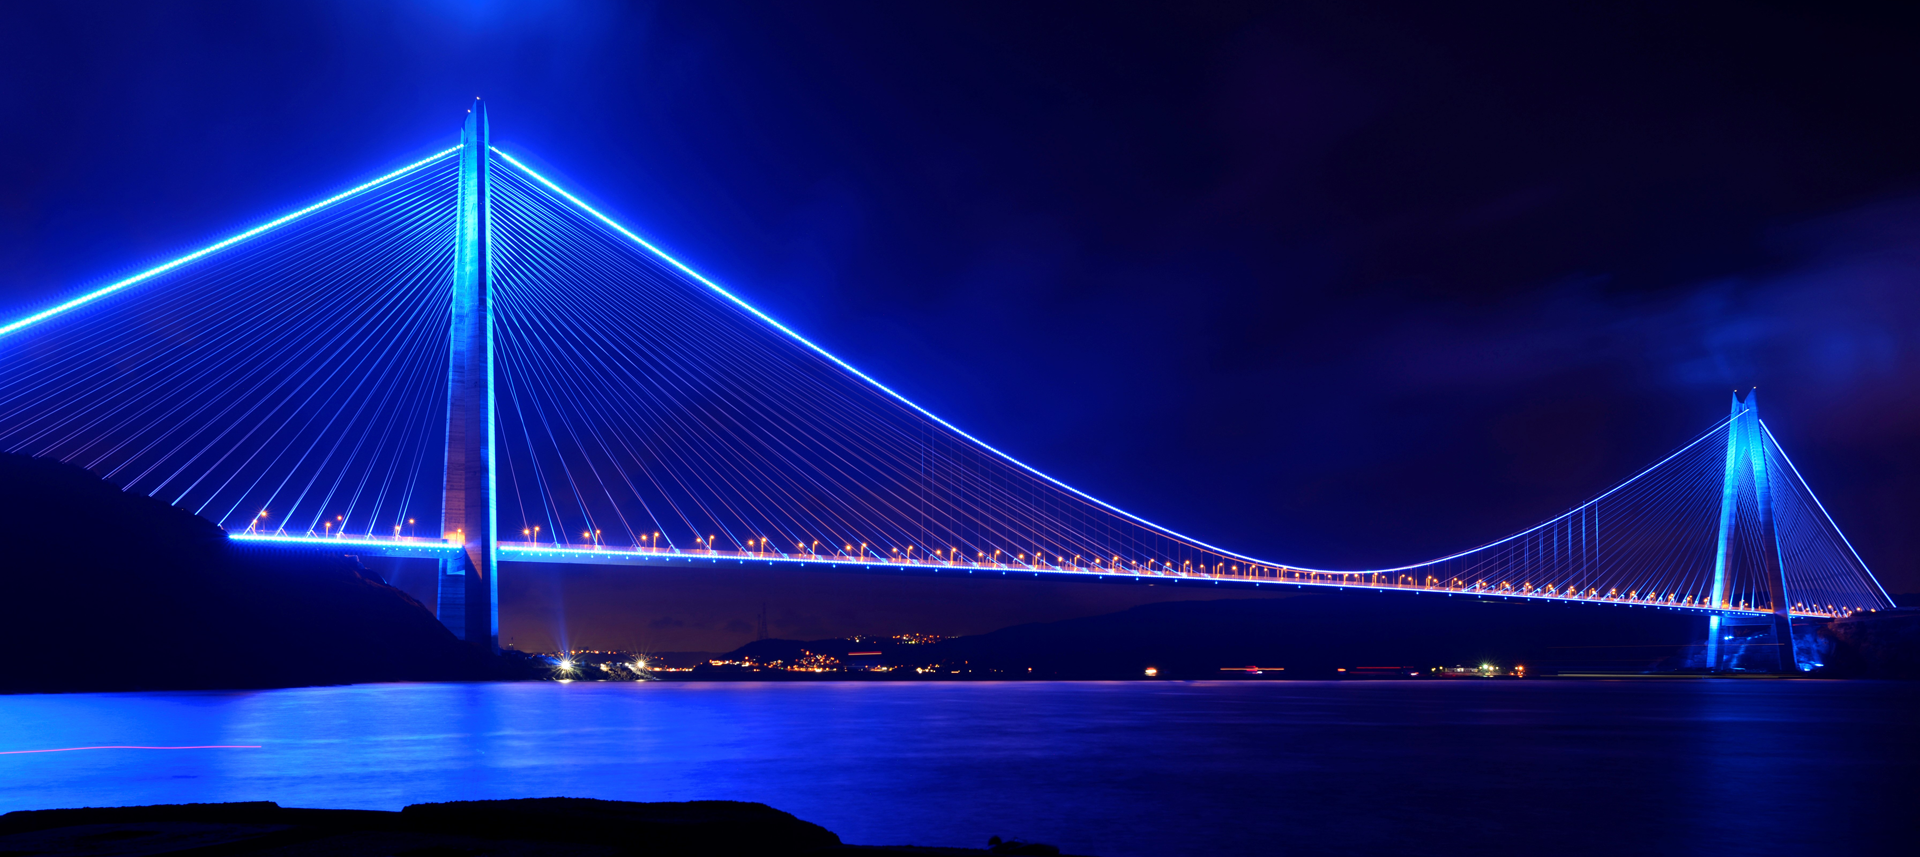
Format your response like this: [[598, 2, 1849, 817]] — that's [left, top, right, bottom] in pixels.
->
[[0, 798, 1076, 856]]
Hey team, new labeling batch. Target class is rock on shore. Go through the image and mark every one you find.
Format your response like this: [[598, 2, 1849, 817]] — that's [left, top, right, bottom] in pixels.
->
[[0, 799, 1083, 856]]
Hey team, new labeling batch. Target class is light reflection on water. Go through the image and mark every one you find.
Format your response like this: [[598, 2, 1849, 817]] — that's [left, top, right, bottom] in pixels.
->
[[0, 681, 1913, 856]]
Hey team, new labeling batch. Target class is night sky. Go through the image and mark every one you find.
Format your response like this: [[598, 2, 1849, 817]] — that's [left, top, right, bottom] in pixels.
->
[[3, 2, 1917, 647]]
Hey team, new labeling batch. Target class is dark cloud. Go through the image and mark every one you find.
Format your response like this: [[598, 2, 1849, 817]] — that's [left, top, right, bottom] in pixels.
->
[[1368, 197, 1920, 426]]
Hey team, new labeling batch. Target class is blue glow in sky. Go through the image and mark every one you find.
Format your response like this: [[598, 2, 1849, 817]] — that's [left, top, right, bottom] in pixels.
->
[[1, 2, 1915, 593]]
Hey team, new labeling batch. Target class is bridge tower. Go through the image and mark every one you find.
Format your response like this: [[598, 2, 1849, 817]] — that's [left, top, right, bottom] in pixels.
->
[[436, 99, 499, 650], [1705, 389, 1798, 671]]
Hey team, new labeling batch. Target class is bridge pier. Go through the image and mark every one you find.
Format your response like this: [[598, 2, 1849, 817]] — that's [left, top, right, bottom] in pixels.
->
[[435, 567, 465, 635], [435, 99, 499, 651]]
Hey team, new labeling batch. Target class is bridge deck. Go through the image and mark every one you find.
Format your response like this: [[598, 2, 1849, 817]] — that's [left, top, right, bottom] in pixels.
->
[[227, 533, 1812, 619]]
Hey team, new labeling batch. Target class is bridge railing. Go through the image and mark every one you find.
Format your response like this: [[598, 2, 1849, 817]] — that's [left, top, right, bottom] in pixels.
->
[[219, 532, 1844, 615], [486, 540, 1812, 617], [223, 531, 1844, 616]]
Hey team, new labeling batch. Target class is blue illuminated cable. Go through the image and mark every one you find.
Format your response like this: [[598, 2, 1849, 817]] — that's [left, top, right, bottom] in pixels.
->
[[494, 149, 1217, 560], [493, 276, 664, 549], [489, 306, 570, 537], [493, 217, 720, 547], [494, 228, 690, 549], [388, 332, 452, 536], [490, 240, 626, 548], [491, 186, 794, 550], [493, 204, 920, 554], [1770, 478, 1846, 613], [1619, 444, 1725, 602], [14, 211, 412, 491], [370, 312, 453, 535], [478, 193, 563, 544], [0, 146, 462, 340], [157, 184, 456, 512], [489, 328, 561, 543], [11, 133, 1847, 610], [491, 189, 639, 549], [489, 289, 583, 545], [202, 179, 458, 524], [0, 159, 457, 532], [493, 295, 607, 547], [493, 145, 1756, 586], [490, 178, 859, 550], [281, 209, 457, 531], [39, 164, 458, 499], [492, 371, 538, 547], [0, 173, 451, 463], [1761, 420, 1893, 608], [343, 276, 454, 535], [230, 210, 456, 529], [150, 182, 451, 521], [1765, 435, 1862, 612]]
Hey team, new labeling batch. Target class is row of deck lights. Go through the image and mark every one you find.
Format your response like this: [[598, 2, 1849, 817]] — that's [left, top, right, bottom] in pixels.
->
[[531, 537, 1859, 615], [246, 510, 430, 540], [236, 511, 1864, 618]]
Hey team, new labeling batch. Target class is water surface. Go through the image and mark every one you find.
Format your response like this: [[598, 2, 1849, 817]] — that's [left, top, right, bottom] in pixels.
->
[[1, 681, 1913, 856]]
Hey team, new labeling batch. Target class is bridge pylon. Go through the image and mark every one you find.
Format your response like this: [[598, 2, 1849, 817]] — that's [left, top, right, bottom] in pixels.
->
[[1705, 389, 1799, 671], [436, 99, 499, 651]]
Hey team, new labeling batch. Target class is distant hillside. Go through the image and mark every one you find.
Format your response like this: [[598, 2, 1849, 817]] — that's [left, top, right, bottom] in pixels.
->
[[1821, 607, 1920, 678], [709, 591, 1709, 679], [0, 453, 507, 693]]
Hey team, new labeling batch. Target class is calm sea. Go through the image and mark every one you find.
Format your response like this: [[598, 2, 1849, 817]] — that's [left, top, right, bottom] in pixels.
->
[[1, 681, 1913, 856]]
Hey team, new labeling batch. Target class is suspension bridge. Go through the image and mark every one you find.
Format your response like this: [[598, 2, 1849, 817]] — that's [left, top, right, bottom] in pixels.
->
[[0, 102, 1893, 671]]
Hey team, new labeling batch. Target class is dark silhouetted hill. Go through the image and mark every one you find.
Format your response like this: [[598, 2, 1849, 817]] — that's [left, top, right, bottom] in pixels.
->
[[716, 592, 1712, 678], [1819, 606, 1920, 679], [0, 453, 510, 693], [941, 593, 1707, 677]]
